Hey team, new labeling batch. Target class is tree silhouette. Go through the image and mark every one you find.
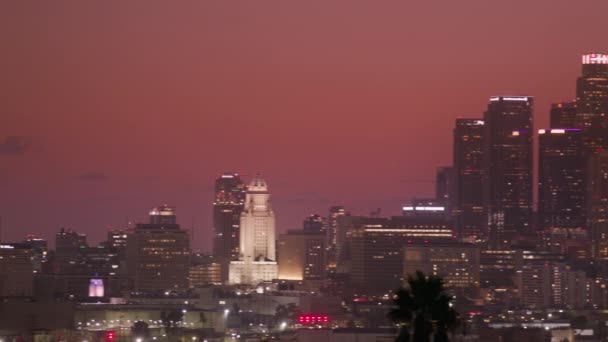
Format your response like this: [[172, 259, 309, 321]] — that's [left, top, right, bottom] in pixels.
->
[[388, 271, 459, 342]]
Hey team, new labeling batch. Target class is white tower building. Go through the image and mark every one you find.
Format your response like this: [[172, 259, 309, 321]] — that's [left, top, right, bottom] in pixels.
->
[[229, 175, 278, 284]]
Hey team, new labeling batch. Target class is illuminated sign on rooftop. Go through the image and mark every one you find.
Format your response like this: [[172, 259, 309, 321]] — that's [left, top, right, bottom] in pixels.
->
[[490, 96, 530, 102], [582, 54, 608, 65], [538, 128, 582, 134], [402, 206, 445, 211]]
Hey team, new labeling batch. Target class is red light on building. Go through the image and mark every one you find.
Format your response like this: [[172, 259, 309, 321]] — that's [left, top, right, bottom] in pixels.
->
[[105, 331, 116, 341], [297, 314, 330, 325]]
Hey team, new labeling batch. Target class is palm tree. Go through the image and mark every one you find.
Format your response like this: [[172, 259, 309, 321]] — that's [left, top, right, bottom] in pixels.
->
[[388, 271, 459, 342]]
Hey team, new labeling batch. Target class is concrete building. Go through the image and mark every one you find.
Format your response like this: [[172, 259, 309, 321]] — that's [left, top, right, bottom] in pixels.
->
[[453, 118, 485, 240], [229, 175, 278, 284], [126, 205, 190, 292], [403, 242, 480, 288], [278, 229, 326, 281], [589, 151, 608, 261], [213, 172, 246, 282], [350, 216, 454, 294], [0, 243, 34, 297], [483, 96, 534, 249], [189, 254, 222, 286], [538, 128, 585, 231]]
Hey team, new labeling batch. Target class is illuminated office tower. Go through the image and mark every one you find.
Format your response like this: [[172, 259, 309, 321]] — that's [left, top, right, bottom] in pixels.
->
[[550, 102, 577, 128], [327, 206, 346, 267], [126, 206, 190, 292], [588, 151, 608, 260], [213, 173, 246, 259], [453, 118, 485, 240], [212, 172, 246, 281], [576, 54, 608, 128], [229, 175, 278, 284], [538, 128, 585, 231], [483, 96, 533, 249]]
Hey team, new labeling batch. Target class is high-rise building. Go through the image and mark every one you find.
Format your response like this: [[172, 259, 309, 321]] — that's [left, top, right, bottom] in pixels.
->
[[453, 118, 485, 240], [403, 242, 480, 289], [576, 54, 608, 128], [327, 206, 346, 268], [107, 229, 128, 260], [278, 229, 326, 281], [435, 166, 454, 215], [483, 96, 533, 249], [24, 235, 48, 274], [350, 216, 454, 294], [54, 228, 88, 274], [213, 172, 246, 282], [126, 206, 190, 292], [588, 151, 608, 260], [550, 102, 577, 128], [303, 214, 326, 233], [149, 204, 177, 225], [538, 128, 585, 231], [279, 229, 326, 280], [0, 243, 34, 297], [229, 175, 278, 284]]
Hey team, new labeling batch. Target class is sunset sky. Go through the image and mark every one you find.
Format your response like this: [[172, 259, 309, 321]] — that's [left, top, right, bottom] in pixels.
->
[[1, 1, 607, 250]]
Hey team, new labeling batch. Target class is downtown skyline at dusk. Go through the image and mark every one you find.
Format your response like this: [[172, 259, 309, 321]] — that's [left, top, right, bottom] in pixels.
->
[[2, 1, 608, 252]]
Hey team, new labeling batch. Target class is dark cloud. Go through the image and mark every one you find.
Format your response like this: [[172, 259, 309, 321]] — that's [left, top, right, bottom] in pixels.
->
[[77, 172, 108, 182], [0, 136, 32, 155]]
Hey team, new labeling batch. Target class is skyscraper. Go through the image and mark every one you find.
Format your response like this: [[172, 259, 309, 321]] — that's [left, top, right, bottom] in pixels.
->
[[54, 228, 88, 274], [126, 206, 190, 292], [538, 128, 585, 231], [213, 172, 246, 260], [326, 205, 346, 268], [453, 118, 485, 240], [550, 102, 577, 128], [229, 175, 278, 284], [278, 229, 326, 281], [576, 54, 608, 128], [588, 151, 608, 260], [483, 96, 533, 249], [303, 214, 326, 233]]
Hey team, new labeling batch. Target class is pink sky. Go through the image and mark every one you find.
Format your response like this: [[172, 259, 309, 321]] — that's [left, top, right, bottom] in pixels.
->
[[1, 1, 607, 250]]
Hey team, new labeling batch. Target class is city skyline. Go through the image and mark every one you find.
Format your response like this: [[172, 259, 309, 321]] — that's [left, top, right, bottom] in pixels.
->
[[2, 1, 608, 252]]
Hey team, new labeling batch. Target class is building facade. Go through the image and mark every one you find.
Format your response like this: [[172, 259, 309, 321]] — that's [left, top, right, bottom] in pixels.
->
[[126, 206, 190, 292], [403, 242, 480, 289], [229, 175, 278, 284], [538, 128, 585, 231], [483, 96, 533, 249], [278, 229, 326, 281], [453, 118, 485, 240], [213, 173, 246, 266]]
